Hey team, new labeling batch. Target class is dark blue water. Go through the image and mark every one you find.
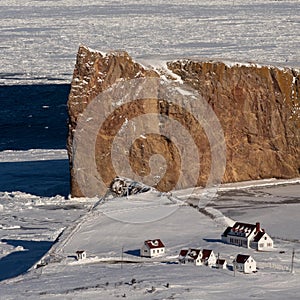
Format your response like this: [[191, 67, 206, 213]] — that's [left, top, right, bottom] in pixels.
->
[[0, 84, 71, 197], [0, 84, 70, 151]]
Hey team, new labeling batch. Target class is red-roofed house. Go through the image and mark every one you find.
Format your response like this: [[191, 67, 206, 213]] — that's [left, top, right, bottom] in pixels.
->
[[178, 248, 202, 266], [141, 239, 165, 258], [201, 249, 216, 266], [221, 222, 273, 251], [250, 231, 273, 251], [178, 248, 216, 266], [216, 258, 227, 269], [178, 249, 189, 264], [234, 254, 257, 273]]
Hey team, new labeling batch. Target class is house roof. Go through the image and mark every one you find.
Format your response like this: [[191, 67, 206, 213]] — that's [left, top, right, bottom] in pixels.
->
[[222, 226, 232, 237], [216, 259, 226, 265], [144, 239, 165, 249], [253, 231, 266, 242], [201, 249, 213, 260], [187, 249, 201, 259], [224, 222, 259, 237], [236, 254, 251, 264], [179, 249, 189, 257], [76, 250, 86, 254]]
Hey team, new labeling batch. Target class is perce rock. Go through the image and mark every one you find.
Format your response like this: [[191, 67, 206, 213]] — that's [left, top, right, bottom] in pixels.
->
[[67, 45, 299, 197]]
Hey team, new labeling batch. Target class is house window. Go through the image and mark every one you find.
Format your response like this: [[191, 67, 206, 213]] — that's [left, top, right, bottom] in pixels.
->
[[259, 243, 264, 248], [161, 249, 163, 252], [267, 243, 272, 247]]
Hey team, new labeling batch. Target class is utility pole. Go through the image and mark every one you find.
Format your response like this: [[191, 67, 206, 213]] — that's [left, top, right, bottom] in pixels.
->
[[121, 246, 124, 269], [217, 252, 220, 269], [233, 259, 236, 277], [291, 248, 295, 274]]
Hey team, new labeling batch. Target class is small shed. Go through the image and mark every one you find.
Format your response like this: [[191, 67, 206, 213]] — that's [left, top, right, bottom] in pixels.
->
[[234, 254, 256, 273], [141, 239, 165, 258], [76, 250, 86, 260], [216, 258, 227, 269]]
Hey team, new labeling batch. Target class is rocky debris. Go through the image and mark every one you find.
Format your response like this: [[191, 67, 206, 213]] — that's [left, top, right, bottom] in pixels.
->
[[109, 177, 152, 197], [67, 45, 300, 197]]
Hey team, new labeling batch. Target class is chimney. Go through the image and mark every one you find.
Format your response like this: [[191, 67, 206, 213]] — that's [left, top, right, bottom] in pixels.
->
[[256, 222, 261, 233]]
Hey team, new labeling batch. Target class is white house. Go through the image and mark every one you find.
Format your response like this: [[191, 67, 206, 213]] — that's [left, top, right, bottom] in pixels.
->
[[216, 258, 227, 269], [201, 249, 216, 266], [221, 222, 273, 251], [141, 239, 165, 258], [179, 248, 202, 266], [234, 254, 257, 274], [178, 248, 216, 266], [76, 250, 86, 260], [250, 231, 274, 251]]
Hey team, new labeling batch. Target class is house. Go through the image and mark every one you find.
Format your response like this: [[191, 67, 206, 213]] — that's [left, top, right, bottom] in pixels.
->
[[141, 239, 165, 258], [250, 231, 274, 251], [221, 222, 273, 250], [234, 254, 256, 274], [178, 248, 216, 266], [178, 249, 189, 264], [201, 249, 216, 266], [216, 258, 227, 269], [178, 248, 202, 265], [76, 250, 86, 260]]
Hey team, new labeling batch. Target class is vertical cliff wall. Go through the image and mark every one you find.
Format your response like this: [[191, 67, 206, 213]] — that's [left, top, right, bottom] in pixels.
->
[[67, 46, 300, 197]]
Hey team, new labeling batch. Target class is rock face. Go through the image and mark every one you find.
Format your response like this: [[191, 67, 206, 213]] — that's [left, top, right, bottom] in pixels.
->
[[67, 45, 300, 197]]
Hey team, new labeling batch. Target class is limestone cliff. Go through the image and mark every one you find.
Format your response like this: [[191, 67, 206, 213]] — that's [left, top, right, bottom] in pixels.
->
[[67, 46, 300, 197]]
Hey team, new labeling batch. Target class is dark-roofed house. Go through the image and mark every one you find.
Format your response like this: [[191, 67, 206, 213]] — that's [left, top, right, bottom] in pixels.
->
[[251, 231, 273, 251], [178, 249, 189, 264], [234, 254, 256, 273], [141, 239, 165, 258], [201, 249, 216, 266], [216, 258, 227, 269], [178, 248, 202, 265], [178, 248, 216, 266], [221, 222, 273, 251], [76, 250, 86, 260]]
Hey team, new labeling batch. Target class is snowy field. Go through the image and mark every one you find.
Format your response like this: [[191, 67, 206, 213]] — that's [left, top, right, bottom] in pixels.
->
[[1, 0, 300, 299], [0, 176, 299, 299]]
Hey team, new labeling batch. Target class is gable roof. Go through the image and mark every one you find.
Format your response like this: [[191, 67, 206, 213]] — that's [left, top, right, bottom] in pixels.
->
[[236, 254, 251, 264], [179, 249, 189, 257], [222, 226, 232, 237], [187, 249, 201, 260], [232, 222, 256, 233], [144, 239, 165, 249], [223, 222, 260, 238], [76, 250, 86, 254], [216, 259, 226, 265], [201, 249, 213, 260], [253, 231, 266, 242]]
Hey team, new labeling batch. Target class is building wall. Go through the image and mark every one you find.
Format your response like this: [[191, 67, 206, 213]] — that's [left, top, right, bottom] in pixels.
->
[[141, 246, 164, 257], [257, 234, 274, 251]]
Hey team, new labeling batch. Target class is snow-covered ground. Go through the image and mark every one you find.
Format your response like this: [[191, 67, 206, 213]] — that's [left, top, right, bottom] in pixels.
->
[[0, 149, 299, 299], [1, 0, 299, 85]]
